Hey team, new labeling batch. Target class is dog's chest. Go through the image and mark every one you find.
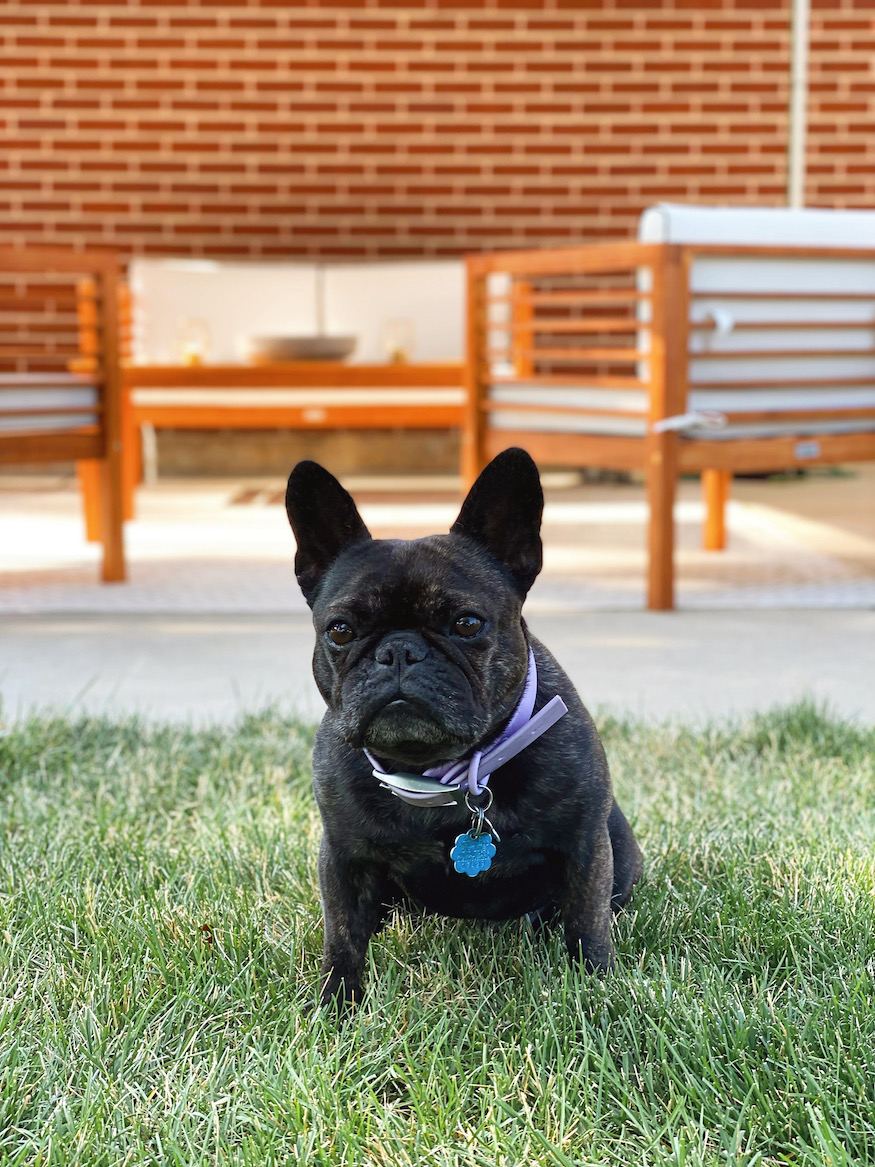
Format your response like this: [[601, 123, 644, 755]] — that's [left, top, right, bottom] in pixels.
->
[[366, 817, 566, 921]]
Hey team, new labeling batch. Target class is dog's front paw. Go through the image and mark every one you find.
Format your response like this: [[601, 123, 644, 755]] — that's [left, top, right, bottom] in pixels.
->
[[319, 967, 361, 1015], [567, 935, 616, 975]]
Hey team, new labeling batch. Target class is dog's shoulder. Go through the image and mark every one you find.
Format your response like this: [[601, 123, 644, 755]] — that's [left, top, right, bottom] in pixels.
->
[[520, 630, 612, 798]]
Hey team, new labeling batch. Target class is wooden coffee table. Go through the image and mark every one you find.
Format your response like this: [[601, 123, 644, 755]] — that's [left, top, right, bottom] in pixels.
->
[[119, 360, 466, 511]]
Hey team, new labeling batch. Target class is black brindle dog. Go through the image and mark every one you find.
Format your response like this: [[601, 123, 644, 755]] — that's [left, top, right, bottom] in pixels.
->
[[285, 447, 642, 1009]]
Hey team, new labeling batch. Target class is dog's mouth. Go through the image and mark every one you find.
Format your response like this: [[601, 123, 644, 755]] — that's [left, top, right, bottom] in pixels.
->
[[360, 697, 464, 767]]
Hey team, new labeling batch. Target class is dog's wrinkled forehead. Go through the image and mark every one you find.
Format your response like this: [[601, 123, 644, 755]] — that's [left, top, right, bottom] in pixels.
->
[[313, 533, 515, 623]]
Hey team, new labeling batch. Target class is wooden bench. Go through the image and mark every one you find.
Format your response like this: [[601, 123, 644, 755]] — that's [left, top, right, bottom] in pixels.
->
[[463, 233, 875, 609], [0, 246, 126, 582]]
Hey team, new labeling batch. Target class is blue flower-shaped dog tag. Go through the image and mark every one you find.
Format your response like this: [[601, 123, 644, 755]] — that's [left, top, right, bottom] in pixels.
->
[[451, 830, 496, 877]]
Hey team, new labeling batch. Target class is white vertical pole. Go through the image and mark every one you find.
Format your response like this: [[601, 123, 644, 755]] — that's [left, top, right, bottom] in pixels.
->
[[788, 0, 810, 208]]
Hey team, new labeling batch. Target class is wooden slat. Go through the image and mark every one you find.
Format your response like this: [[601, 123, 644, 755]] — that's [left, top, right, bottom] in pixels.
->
[[486, 345, 646, 362], [0, 346, 77, 359], [0, 374, 99, 387], [488, 289, 650, 307], [68, 357, 106, 377], [462, 259, 487, 486], [484, 427, 648, 472], [0, 294, 89, 312], [690, 375, 875, 390], [467, 241, 660, 277], [0, 367, 78, 377], [647, 244, 686, 611], [678, 430, 875, 473], [123, 361, 466, 389], [118, 282, 133, 364], [706, 407, 875, 423], [131, 403, 464, 430], [481, 399, 646, 418], [0, 428, 102, 464], [501, 318, 641, 334], [684, 243, 875, 262], [691, 346, 875, 360], [487, 373, 649, 389], [690, 291, 875, 302], [689, 319, 875, 332], [93, 263, 125, 581], [0, 319, 79, 333], [0, 406, 103, 419], [511, 278, 534, 378]]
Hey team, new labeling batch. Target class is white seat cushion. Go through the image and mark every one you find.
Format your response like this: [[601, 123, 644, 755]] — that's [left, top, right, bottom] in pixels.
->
[[637, 205, 875, 439], [131, 386, 464, 409], [0, 374, 99, 434], [639, 203, 875, 247]]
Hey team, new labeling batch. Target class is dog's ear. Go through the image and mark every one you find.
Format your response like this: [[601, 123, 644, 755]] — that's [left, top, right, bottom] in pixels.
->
[[451, 447, 543, 596], [285, 461, 371, 605]]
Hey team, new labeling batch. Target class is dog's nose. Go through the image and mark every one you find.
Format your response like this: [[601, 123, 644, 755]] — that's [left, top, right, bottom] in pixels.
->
[[375, 634, 428, 668]]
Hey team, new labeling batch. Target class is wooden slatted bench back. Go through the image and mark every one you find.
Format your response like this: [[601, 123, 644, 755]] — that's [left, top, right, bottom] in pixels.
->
[[464, 241, 875, 608], [0, 246, 125, 581]]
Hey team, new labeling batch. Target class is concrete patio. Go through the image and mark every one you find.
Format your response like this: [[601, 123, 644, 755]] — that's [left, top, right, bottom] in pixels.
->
[[1, 465, 873, 725]]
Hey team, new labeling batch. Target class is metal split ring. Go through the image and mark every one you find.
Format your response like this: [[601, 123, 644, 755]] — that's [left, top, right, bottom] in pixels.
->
[[465, 786, 493, 814], [464, 786, 500, 842]]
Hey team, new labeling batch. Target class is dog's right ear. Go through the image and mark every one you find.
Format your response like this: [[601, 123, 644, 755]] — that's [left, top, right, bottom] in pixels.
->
[[285, 461, 371, 605], [451, 447, 543, 596]]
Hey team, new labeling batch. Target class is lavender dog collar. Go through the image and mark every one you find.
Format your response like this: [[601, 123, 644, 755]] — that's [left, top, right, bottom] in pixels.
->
[[365, 649, 568, 808]]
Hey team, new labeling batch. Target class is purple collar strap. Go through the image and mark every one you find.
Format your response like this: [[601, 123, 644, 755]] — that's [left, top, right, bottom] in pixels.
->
[[365, 648, 568, 808]]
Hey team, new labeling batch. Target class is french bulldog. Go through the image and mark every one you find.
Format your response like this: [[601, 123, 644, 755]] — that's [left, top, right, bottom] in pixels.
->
[[285, 447, 642, 1009]]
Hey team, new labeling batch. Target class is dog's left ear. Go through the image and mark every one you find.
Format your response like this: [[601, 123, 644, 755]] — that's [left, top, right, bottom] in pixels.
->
[[451, 447, 543, 596], [285, 461, 371, 604]]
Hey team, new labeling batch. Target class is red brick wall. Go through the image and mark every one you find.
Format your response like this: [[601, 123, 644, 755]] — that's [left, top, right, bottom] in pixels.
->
[[2, 1, 874, 261]]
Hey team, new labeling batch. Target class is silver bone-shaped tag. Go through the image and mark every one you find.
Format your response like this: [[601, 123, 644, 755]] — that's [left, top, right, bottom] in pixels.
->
[[378, 770, 465, 807]]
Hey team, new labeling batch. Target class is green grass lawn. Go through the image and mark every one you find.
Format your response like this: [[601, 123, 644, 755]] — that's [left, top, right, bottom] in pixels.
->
[[1, 704, 873, 1166]]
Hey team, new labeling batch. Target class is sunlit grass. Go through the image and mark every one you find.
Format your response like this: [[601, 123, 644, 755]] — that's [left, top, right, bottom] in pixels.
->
[[1, 703, 873, 1165]]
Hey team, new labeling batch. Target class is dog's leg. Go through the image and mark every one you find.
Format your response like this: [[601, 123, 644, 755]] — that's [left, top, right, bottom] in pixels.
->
[[607, 799, 644, 912], [561, 824, 615, 973], [318, 838, 389, 1011]]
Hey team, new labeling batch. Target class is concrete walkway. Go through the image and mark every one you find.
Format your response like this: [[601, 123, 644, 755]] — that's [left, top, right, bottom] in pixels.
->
[[1, 467, 873, 726], [2, 609, 874, 726]]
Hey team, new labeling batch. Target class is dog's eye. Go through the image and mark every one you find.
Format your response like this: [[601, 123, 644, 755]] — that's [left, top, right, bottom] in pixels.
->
[[327, 621, 355, 646], [453, 614, 483, 639]]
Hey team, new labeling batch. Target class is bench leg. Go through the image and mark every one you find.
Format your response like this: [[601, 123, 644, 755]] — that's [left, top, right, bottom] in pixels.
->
[[76, 457, 126, 580], [98, 455, 126, 583], [460, 430, 485, 492], [646, 438, 678, 611], [121, 418, 140, 521], [77, 460, 102, 543], [702, 469, 731, 551], [120, 386, 138, 520]]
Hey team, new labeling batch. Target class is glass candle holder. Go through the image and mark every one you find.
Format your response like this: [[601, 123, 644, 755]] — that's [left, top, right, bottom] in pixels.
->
[[381, 317, 416, 364], [175, 317, 212, 366]]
